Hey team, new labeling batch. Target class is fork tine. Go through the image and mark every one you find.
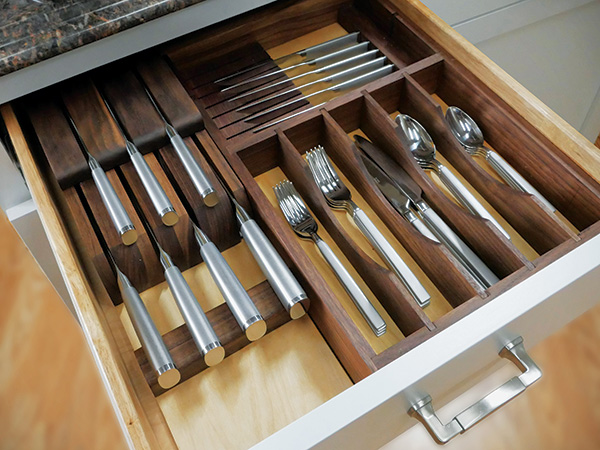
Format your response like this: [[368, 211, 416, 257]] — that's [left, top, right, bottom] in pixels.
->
[[306, 148, 328, 192], [310, 146, 336, 193], [315, 145, 342, 188]]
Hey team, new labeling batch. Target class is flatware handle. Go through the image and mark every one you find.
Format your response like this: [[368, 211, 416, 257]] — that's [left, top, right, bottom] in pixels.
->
[[200, 241, 266, 341], [353, 208, 430, 308], [436, 163, 510, 240], [486, 149, 556, 212], [90, 166, 137, 243], [315, 237, 386, 336], [129, 149, 178, 225], [169, 132, 218, 206], [164, 266, 222, 359], [418, 204, 500, 288], [240, 219, 307, 318], [403, 209, 440, 243], [120, 283, 179, 388]]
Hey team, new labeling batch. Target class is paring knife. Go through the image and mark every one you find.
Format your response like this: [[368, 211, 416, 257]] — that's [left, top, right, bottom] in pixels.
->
[[142, 217, 224, 367], [231, 49, 381, 104], [354, 135, 500, 289], [215, 32, 361, 85], [192, 222, 267, 341], [222, 41, 371, 93]]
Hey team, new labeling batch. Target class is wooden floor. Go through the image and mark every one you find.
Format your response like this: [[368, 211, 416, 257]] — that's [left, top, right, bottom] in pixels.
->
[[1, 201, 600, 449], [0, 211, 127, 450]]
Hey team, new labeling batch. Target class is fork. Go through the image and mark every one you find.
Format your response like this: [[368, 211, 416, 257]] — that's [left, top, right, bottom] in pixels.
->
[[274, 180, 387, 337], [306, 145, 431, 308]]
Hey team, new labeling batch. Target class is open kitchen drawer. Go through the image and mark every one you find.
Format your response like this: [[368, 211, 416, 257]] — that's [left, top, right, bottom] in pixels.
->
[[3, 0, 600, 448]]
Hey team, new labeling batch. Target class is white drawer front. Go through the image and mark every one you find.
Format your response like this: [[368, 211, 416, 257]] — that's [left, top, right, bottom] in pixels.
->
[[253, 233, 600, 449]]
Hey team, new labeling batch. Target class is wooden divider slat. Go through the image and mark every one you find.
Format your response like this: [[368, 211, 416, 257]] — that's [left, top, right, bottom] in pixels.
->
[[119, 153, 200, 270], [136, 57, 204, 137], [25, 94, 89, 189], [135, 280, 290, 396], [62, 186, 119, 300], [61, 77, 128, 170], [97, 69, 168, 154]]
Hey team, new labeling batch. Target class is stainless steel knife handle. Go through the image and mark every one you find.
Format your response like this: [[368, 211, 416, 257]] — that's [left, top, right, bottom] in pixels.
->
[[199, 241, 266, 341], [119, 278, 180, 389], [90, 166, 137, 245], [352, 207, 430, 308], [298, 32, 360, 59], [416, 202, 500, 288], [314, 236, 386, 336], [127, 143, 178, 226], [167, 126, 218, 207], [435, 163, 510, 240], [164, 266, 224, 365], [485, 149, 556, 212], [240, 219, 307, 319]]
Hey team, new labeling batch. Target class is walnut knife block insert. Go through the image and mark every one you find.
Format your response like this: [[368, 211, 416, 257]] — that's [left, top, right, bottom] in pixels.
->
[[5, 0, 600, 448]]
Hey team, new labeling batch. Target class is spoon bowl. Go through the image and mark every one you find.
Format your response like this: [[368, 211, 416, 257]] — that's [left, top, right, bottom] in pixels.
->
[[395, 114, 436, 164], [445, 106, 486, 150]]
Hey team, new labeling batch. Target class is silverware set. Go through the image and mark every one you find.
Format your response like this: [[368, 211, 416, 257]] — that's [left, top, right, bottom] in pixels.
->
[[213, 33, 395, 133]]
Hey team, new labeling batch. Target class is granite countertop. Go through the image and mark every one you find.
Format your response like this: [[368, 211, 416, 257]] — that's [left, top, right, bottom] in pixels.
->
[[0, 0, 206, 76]]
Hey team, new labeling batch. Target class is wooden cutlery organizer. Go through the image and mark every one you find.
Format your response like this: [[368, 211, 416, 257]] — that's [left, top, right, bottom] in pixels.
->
[[3, 0, 600, 448]]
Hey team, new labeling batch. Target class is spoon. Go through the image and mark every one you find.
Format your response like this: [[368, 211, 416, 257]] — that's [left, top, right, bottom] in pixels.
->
[[445, 106, 556, 212], [395, 114, 511, 240]]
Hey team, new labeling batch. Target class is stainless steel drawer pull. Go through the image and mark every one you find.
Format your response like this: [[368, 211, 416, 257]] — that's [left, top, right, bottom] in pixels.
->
[[408, 336, 541, 444]]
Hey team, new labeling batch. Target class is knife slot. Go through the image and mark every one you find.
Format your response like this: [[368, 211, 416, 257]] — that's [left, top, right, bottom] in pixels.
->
[[135, 56, 204, 136], [287, 109, 482, 311], [355, 89, 531, 281], [95, 66, 169, 155], [386, 74, 578, 256], [276, 130, 432, 336], [22, 91, 90, 189], [409, 59, 600, 233], [61, 77, 129, 171]]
